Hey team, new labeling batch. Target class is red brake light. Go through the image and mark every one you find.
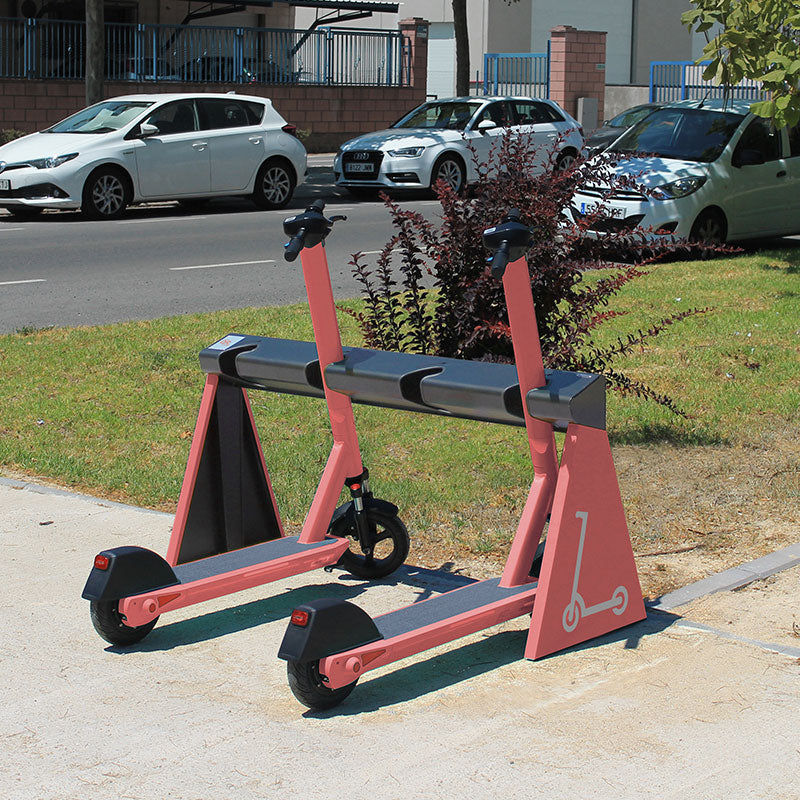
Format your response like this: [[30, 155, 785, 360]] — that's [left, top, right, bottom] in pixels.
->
[[94, 554, 110, 570], [291, 609, 310, 627], [282, 123, 298, 137]]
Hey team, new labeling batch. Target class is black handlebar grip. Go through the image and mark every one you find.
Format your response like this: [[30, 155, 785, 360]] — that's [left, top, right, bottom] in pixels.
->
[[284, 231, 306, 262], [310, 199, 326, 212], [490, 241, 511, 278]]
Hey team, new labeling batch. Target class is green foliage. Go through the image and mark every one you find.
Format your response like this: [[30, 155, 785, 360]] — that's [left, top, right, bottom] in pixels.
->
[[682, 0, 800, 128]]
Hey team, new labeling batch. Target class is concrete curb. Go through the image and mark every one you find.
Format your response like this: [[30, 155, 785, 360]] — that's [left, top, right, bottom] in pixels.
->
[[651, 542, 800, 611]]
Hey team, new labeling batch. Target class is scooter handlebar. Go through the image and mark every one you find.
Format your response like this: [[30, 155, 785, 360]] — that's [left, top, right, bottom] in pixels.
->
[[284, 230, 306, 262]]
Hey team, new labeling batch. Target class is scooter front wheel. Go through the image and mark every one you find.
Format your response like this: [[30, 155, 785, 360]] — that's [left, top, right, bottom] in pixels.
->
[[335, 508, 410, 580], [89, 600, 158, 646], [287, 659, 357, 710]]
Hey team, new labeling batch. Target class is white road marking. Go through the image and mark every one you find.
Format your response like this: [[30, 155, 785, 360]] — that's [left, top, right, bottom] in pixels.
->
[[117, 216, 209, 225], [0, 227, 25, 232], [169, 259, 276, 271], [359, 249, 401, 255], [0, 278, 46, 286]]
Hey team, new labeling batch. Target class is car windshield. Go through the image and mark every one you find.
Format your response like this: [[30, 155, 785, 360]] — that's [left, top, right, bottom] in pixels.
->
[[610, 107, 745, 162], [608, 105, 657, 128], [393, 101, 481, 131], [44, 101, 153, 134]]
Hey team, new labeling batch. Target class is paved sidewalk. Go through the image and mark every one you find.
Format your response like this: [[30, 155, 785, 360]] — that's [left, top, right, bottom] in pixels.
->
[[1, 477, 798, 800]]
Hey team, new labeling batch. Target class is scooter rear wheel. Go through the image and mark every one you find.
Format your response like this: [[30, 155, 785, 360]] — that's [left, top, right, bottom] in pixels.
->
[[89, 600, 158, 646], [287, 659, 357, 710], [335, 508, 410, 580]]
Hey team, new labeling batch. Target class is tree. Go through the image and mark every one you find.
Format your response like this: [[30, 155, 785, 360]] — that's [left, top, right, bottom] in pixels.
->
[[85, 0, 104, 105], [452, 0, 470, 95], [682, 0, 800, 128]]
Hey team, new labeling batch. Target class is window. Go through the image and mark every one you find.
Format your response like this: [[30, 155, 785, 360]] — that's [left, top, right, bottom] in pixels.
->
[[393, 101, 480, 131], [197, 99, 262, 130], [734, 118, 781, 162], [509, 101, 563, 126], [146, 101, 198, 135], [474, 102, 511, 128]]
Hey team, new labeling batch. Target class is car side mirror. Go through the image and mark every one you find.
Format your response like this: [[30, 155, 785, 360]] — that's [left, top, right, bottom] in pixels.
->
[[477, 119, 497, 133], [732, 147, 765, 168], [139, 122, 159, 137]]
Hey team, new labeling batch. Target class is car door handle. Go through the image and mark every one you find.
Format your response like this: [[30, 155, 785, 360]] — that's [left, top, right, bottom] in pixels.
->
[[249, 136, 263, 144], [192, 142, 208, 150], [776, 170, 787, 177]]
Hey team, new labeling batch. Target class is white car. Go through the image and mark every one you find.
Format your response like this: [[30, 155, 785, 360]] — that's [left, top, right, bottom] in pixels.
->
[[334, 96, 583, 196], [0, 93, 307, 220], [572, 99, 800, 242]]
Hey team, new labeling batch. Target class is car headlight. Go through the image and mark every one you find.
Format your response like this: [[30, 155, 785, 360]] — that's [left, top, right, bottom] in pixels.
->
[[651, 176, 706, 200], [387, 146, 426, 158], [29, 153, 79, 170]]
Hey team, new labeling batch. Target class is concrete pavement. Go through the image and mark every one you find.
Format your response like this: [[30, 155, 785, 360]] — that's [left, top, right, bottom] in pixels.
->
[[1, 475, 798, 800]]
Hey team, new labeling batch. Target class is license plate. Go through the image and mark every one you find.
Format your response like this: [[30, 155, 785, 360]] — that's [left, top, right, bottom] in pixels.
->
[[0, 178, 10, 191], [580, 201, 624, 218], [346, 163, 375, 173]]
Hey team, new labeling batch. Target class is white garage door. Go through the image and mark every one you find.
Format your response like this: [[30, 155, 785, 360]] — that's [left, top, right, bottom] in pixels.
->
[[427, 22, 456, 99]]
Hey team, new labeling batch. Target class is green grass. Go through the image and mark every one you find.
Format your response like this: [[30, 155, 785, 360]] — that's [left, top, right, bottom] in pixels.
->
[[0, 248, 797, 540]]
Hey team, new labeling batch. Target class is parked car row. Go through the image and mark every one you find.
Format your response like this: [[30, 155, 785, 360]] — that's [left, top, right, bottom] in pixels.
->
[[2, 92, 799, 245]]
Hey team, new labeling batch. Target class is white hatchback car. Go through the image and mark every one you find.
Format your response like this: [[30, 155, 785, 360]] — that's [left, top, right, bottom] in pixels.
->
[[572, 99, 800, 242], [0, 93, 307, 219], [334, 96, 583, 195]]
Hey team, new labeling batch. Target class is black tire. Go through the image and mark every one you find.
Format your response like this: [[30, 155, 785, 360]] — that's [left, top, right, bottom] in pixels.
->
[[252, 158, 295, 209], [89, 600, 158, 646], [82, 167, 130, 220], [7, 206, 44, 219], [554, 150, 577, 172], [430, 154, 465, 194], [334, 507, 410, 580], [287, 659, 357, 711], [690, 208, 727, 245]]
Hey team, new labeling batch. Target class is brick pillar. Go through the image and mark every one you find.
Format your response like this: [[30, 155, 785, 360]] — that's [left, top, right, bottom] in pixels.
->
[[548, 26, 606, 125], [399, 17, 429, 95]]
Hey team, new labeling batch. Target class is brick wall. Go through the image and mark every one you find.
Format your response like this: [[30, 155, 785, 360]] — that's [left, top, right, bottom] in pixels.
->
[[548, 26, 607, 125], [0, 17, 430, 153]]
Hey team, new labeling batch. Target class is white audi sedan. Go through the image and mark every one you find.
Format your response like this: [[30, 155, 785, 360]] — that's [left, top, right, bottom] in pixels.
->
[[334, 96, 583, 196], [0, 93, 307, 219], [572, 99, 800, 242]]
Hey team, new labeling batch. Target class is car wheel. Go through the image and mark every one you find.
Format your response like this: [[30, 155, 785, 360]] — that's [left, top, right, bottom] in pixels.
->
[[690, 208, 727, 244], [82, 167, 130, 220], [430, 155, 465, 194], [554, 150, 577, 172], [252, 158, 295, 210]]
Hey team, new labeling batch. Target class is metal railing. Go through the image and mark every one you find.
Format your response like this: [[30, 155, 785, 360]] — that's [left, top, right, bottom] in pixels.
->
[[650, 60, 766, 103], [483, 51, 549, 98], [0, 17, 411, 86]]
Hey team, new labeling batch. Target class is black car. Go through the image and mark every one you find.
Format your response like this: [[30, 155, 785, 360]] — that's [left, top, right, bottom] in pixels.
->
[[584, 103, 663, 154]]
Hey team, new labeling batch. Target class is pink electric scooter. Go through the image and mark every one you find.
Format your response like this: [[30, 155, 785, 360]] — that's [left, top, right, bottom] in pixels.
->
[[82, 201, 409, 646], [278, 211, 646, 709]]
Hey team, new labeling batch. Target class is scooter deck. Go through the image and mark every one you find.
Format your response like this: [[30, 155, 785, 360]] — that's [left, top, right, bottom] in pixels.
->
[[374, 578, 536, 639], [172, 536, 339, 584]]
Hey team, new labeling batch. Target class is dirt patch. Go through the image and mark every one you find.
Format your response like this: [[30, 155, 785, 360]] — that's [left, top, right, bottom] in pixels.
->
[[405, 427, 800, 599]]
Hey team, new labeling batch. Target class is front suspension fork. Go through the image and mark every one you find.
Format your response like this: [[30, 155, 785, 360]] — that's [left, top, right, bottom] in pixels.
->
[[346, 469, 375, 554]]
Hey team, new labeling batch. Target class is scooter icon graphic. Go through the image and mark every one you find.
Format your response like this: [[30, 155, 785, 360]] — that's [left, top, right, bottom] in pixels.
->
[[562, 511, 629, 633]]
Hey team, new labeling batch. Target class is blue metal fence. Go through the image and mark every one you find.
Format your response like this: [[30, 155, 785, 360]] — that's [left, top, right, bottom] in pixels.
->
[[0, 17, 411, 86], [483, 51, 549, 98], [650, 60, 766, 103]]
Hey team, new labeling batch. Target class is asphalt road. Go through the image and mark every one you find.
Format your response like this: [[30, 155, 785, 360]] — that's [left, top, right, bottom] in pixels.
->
[[0, 157, 440, 333]]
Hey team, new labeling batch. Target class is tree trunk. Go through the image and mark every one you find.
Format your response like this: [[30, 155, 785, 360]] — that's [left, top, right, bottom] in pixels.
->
[[85, 0, 104, 106], [452, 0, 470, 96]]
